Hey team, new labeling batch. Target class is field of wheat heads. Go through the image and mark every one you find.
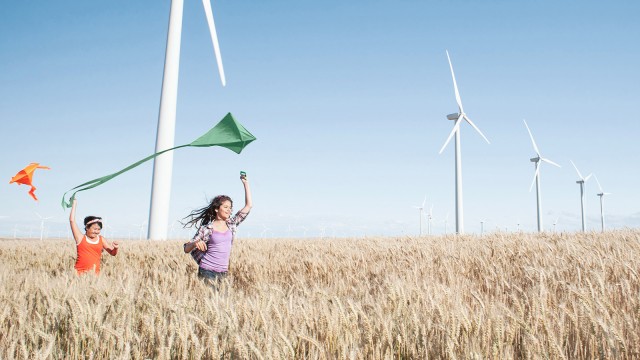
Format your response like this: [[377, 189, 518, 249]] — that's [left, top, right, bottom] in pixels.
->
[[1, 230, 639, 359]]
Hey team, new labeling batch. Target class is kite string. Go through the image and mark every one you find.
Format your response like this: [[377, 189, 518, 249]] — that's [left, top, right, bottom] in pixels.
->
[[61, 144, 190, 209]]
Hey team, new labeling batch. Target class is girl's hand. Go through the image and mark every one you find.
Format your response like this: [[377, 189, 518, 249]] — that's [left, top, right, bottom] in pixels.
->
[[112, 240, 120, 249], [195, 240, 207, 251], [240, 174, 248, 184]]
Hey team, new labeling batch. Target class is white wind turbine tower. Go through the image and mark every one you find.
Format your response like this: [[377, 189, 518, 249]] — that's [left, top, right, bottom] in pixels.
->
[[594, 175, 611, 232], [439, 50, 490, 234], [35, 213, 53, 241], [148, 0, 227, 240], [524, 120, 561, 232], [570, 160, 592, 232], [413, 196, 426, 236]]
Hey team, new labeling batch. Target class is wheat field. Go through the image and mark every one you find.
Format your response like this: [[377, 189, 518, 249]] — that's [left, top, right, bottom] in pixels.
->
[[0, 230, 638, 359]]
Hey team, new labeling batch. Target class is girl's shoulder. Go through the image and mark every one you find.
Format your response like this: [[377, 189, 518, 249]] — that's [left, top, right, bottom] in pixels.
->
[[198, 224, 213, 235]]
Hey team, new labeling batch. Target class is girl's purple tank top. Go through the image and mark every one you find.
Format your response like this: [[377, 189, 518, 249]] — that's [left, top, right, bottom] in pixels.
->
[[199, 229, 233, 272]]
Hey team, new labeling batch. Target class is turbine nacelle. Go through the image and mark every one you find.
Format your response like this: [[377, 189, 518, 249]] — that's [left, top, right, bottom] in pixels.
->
[[447, 113, 460, 120], [530, 157, 540, 163]]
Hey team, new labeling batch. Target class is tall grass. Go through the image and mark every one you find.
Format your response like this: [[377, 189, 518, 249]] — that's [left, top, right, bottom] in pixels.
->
[[1, 230, 638, 359]]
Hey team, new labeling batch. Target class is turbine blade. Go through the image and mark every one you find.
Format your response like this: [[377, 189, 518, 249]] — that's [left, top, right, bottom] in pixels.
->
[[422, 196, 426, 208], [463, 114, 490, 144], [523, 119, 540, 156], [570, 160, 584, 180], [202, 0, 226, 86], [594, 174, 603, 192], [446, 50, 464, 113], [541, 157, 561, 168], [584, 173, 592, 182], [439, 117, 462, 154], [529, 161, 540, 192]]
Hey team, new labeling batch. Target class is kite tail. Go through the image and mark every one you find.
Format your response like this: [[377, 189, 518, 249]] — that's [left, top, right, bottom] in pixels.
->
[[61, 144, 190, 209], [28, 186, 38, 201]]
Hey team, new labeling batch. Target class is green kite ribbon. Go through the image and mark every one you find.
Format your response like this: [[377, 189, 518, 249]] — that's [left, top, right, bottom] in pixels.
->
[[61, 112, 256, 209]]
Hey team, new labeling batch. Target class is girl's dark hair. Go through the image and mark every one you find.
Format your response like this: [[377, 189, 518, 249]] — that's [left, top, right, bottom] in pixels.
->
[[182, 195, 233, 228], [83, 216, 103, 229]]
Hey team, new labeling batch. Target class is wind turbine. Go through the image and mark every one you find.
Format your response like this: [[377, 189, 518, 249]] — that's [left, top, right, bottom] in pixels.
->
[[570, 160, 592, 232], [479, 219, 486, 236], [439, 50, 490, 235], [102, 222, 114, 239], [35, 213, 53, 241], [148, 0, 227, 240], [261, 224, 270, 239], [594, 175, 611, 232], [426, 204, 434, 236], [443, 212, 449, 235], [524, 119, 561, 232], [553, 217, 559, 232], [413, 196, 426, 236], [134, 222, 147, 241]]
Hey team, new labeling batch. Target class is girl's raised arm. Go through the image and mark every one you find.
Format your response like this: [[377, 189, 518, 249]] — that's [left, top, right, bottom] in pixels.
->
[[69, 198, 84, 245], [238, 174, 252, 214]]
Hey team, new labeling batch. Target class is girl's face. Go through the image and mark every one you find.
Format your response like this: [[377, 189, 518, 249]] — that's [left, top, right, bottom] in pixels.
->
[[86, 223, 101, 238], [216, 200, 233, 220]]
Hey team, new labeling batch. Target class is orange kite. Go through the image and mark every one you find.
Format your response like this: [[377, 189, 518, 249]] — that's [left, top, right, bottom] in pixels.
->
[[9, 163, 50, 201]]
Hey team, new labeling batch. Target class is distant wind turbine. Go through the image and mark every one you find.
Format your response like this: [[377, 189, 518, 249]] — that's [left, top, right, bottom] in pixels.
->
[[570, 160, 592, 232], [443, 212, 449, 235], [148, 0, 227, 240], [439, 50, 490, 235], [35, 212, 53, 241], [102, 223, 113, 239], [319, 225, 326, 239], [134, 222, 147, 241], [479, 219, 486, 236], [261, 224, 270, 239], [427, 204, 434, 236], [594, 175, 611, 232], [413, 196, 426, 236], [524, 119, 561, 232]]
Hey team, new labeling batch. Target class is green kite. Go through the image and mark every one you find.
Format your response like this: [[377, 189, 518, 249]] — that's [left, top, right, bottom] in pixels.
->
[[61, 112, 256, 209]]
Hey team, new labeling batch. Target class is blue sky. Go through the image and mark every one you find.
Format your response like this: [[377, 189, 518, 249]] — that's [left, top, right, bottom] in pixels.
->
[[1, 0, 639, 239]]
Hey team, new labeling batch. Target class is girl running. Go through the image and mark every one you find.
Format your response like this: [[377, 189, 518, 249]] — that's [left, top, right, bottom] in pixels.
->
[[69, 198, 119, 274], [183, 173, 252, 284]]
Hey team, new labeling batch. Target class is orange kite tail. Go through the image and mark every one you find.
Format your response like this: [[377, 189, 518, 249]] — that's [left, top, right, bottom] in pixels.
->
[[9, 163, 51, 201]]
